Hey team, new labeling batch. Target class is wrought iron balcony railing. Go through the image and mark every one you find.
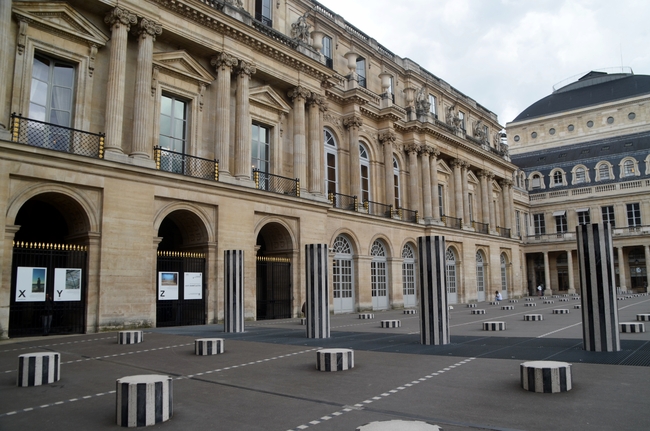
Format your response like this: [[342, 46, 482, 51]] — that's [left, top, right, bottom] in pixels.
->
[[154, 146, 218, 181], [473, 220, 489, 234], [393, 208, 419, 223], [363, 200, 392, 218], [253, 169, 299, 197], [497, 226, 511, 238], [442, 215, 462, 229], [10, 113, 104, 158], [329, 192, 357, 211]]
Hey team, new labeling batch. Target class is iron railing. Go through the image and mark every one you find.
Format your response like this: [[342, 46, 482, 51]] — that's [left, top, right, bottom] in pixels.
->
[[526, 232, 576, 242], [364, 200, 392, 218], [442, 215, 462, 229], [473, 220, 489, 234], [253, 169, 299, 197], [497, 226, 511, 238], [394, 208, 419, 223], [10, 113, 104, 158], [329, 192, 357, 211], [154, 146, 218, 181]]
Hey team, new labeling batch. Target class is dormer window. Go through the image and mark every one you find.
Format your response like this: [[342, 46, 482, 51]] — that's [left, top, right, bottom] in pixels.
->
[[532, 174, 541, 189]]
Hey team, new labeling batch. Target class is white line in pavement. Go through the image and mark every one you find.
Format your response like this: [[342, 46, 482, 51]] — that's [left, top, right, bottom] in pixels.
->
[[537, 322, 582, 338]]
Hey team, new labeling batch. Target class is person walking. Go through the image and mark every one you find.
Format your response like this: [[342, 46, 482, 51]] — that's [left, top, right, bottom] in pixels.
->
[[537, 284, 543, 297], [42, 294, 53, 336]]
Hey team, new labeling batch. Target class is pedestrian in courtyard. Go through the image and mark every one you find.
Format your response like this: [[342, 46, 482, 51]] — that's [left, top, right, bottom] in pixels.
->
[[495, 291, 502, 301], [537, 284, 543, 296], [42, 294, 53, 336]]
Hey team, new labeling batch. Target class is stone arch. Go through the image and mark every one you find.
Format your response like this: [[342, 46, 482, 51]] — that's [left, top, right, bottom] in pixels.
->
[[330, 228, 361, 256], [368, 234, 393, 257], [154, 202, 214, 247]]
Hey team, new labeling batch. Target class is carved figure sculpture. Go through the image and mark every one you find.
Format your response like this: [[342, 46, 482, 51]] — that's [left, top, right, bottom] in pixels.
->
[[291, 12, 311, 43]]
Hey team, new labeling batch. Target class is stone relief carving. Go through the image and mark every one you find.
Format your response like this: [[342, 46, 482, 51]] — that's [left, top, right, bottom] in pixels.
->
[[237, 60, 256, 77], [343, 115, 363, 130], [323, 113, 342, 132], [288, 86, 311, 102], [211, 52, 238, 71], [224, 0, 244, 8], [499, 142, 510, 157], [415, 86, 431, 116], [291, 12, 311, 43], [404, 143, 420, 155], [473, 120, 486, 142], [104, 7, 137, 30], [378, 131, 397, 145], [89, 44, 97, 77], [134, 17, 163, 40], [151, 66, 159, 96]]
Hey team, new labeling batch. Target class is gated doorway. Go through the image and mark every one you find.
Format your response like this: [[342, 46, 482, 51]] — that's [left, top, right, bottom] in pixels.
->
[[256, 256, 292, 319]]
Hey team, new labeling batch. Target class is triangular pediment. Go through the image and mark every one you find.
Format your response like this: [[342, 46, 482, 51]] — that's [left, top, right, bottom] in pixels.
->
[[437, 159, 452, 176], [13, 2, 109, 46], [153, 51, 214, 85], [249, 85, 291, 114], [467, 170, 478, 184]]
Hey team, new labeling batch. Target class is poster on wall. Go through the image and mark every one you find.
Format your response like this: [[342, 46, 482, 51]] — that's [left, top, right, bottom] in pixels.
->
[[184, 272, 203, 300], [158, 272, 179, 300], [54, 268, 82, 302], [15, 267, 47, 302]]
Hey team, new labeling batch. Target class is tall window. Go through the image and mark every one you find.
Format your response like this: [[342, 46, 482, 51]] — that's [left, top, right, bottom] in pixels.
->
[[30, 54, 75, 127], [255, 0, 272, 26], [438, 184, 444, 215], [577, 209, 590, 225], [602, 206, 615, 227], [446, 248, 457, 300], [370, 240, 387, 309], [402, 245, 415, 304], [324, 129, 337, 195], [515, 210, 521, 237], [360, 143, 371, 202], [534, 213, 546, 235], [322, 36, 333, 68], [623, 159, 636, 177], [356, 57, 366, 88], [476, 251, 485, 298], [393, 157, 401, 208], [468, 193, 474, 221], [252, 124, 270, 172], [574, 167, 586, 184], [627, 203, 641, 227], [555, 213, 567, 233], [159, 94, 187, 173], [428, 94, 437, 118], [332, 235, 354, 313], [500, 254, 508, 295], [458, 111, 466, 131], [599, 163, 611, 180]]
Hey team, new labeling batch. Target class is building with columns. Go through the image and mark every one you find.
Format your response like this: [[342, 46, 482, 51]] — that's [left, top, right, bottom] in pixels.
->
[[0, 0, 522, 338], [508, 70, 650, 296]]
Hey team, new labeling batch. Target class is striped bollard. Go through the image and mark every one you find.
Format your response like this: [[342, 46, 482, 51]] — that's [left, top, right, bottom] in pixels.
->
[[17, 352, 60, 387], [471, 309, 486, 315], [483, 321, 506, 331], [620, 322, 645, 333], [194, 338, 224, 355], [520, 361, 572, 393], [524, 314, 543, 321], [553, 309, 570, 314], [381, 320, 401, 328], [417, 236, 449, 345], [467, 303, 477, 308], [316, 348, 354, 372], [358, 313, 374, 319], [577, 224, 620, 352], [525, 303, 537, 307], [116, 375, 172, 427], [637, 314, 650, 322], [306, 244, 330, 339], [118, 331, 143, 344], [501, 305, 515, 310], [224, 250, 244, 333], [404, 309, 417, 314]]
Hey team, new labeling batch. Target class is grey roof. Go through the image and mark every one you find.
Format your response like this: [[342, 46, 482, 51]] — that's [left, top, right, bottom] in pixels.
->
[[512, 72, 650, 123]]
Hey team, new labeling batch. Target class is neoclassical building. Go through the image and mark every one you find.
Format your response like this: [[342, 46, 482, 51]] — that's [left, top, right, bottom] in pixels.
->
[[0, 0, 523, 338], [508, 70, 650, 296]]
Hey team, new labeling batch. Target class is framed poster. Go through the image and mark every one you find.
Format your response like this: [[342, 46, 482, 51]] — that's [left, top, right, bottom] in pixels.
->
[[184, 272, 203, 299], [15, 267, 47, 302], [54, 268, 82, 301], [158, 272, 179, 300]]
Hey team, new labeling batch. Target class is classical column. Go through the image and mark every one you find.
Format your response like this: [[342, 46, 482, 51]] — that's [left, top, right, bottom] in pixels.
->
[[130, 18, 162, 158], [0, 0, 12, 132], [617, 247, 628, 293], [417, 236, 449, 345], [543, 251, 551, 295], [289, 86, 310, 189], [431, 149, 440, 221], [450, 159, 463, 221], [567, 250, 576, 294], [318, 99, 328, 194], [645, 245, 650, 291], [379, 131, 396, 208], [461, 162, 470, 225], [500, 179, 513, 233], [488, 173, 496, 230], [210, 53, 238, 176], [307, 93, 323, 193], [479, 170, 490, 226], [305, 244, 330, 338], [344, 115, 363, 200], [224, 250, 244, 333], [104, 7, 137, 154], [577, 224, 620, 352], [406, 144, 420, 213], [420, 146, 433, 222], [234, 60, 255, 178]]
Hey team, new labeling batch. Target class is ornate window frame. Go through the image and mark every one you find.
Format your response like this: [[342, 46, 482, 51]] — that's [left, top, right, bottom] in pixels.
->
[[620, 157, 639, 178], [571, 164, 590, 185], [595, 161, 613, 181], [549, 168, 566, 188]]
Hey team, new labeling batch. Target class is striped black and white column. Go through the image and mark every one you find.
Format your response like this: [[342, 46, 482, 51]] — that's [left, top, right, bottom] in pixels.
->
[[305, 244, 330, 338], [417, 236, 449, 345], [116, 375, 173, 427], [576, 223, 620, 352], [224, 249, 244, 333]]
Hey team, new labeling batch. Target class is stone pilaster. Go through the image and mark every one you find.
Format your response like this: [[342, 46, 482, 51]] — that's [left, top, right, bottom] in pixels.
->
[[420, 146, 433, 222], [617, 247, 627, 293], [131, 18, 162, 159], [488, 173, 496, 230], [307, 93, 324, 193], [305, 244, 330, 338], [224, 250, 244, 333], [288, 86, 310, 190], [406, 144, 420, 213], [0, 0, 12, 133], [450, 159, 463, 221], [379, 131, 396, 208], [461, 162, 470, 225], [500, 179, 513, 233], [318, 99, 328, 194], [543, 251, 551, 295], [567, 250, 576, 294], [430, 149, 440, 221], [344, 115, 363, 200], [479, 170, 491, 227], [417, 236, 449, 345], [211, 53, 238, 176], [645, 245, 650, 290], [234, 60, 255, 178], [104, 7, 137, 154]]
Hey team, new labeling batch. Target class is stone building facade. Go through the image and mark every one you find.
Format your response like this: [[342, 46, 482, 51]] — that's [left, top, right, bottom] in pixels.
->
[[0, 0, 522, 338]]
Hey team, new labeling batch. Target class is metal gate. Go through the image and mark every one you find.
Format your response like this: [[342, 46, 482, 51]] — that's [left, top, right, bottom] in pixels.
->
[[156, 251, 206, 327], [256, 256, 291, 319], [9, 242, 87, 337]]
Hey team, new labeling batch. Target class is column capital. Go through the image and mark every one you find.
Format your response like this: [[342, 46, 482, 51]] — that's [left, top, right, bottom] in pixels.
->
[[307, 93, 326, 108], [236, 60, 256, 77], [499, 178, 513, 187], [211, 52, 238, 71], [419, 145, 434, 157], [478, 169, 491, 179], [460, 160, 471, 169], [450, 158, 463, 168], [430, 147, 440, 158], [378, 130, 397, 145], [343, 115, 363, 130], [133, 17, 162, 40], [288, 86, 311, 102], [104, 7, 137, 30], [405, 143, 420, 155]]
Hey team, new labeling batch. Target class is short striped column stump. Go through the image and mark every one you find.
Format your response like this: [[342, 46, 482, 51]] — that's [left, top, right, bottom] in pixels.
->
[[118, 330, 143, 345], [471, 309, 486, 315], [116, 374, 173, 427], [381, 320, 401, 328], [572, 297, 581, 300], [620, 322, 645, 333], [489, 301, 498, 305], [501, 305, 515, 310], [552, 295, 560, 298], [509, 299, 519, 303], [574, 305, 581, 309], [553, 309, 570, 314], [300, 318, 306, 325], [467, 303, 477, 308], [562, 294, 569, 297], [404, 309, 418, 314], [194, 338, 224, 355], [524, 314, 543, 321], [17, 352, 60, 387], [543, 300, 554, 304], [521, 361, 572, 393], [525, 303, 537, 307], [540, 296, 547, 299], [356, 420, 442, 430], [636, 314, 650, 322], [358, 313, 374, 319], [316, 348, 354, 372], [559, 298, 569, 302], [618, 297, 626, 301], [483, 321, 506, 331]]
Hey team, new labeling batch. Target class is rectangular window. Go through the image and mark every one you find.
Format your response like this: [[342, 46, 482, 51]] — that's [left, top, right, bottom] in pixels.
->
[[534, 213, 546, 235], [555, 214, 567, 233], [429, 94, 437, 117], [577, 209, 590, 225], [468, 193, 474, 221], [360, 164, 370, 201], [30, 54, 75, 127], [393, 173, 400, 209], [356, 57, 366, 88], [602, 206, 615, 228], [326, 152, 337, 195], [251, 123, 270, 173], [322, 36, 333, 68], [515, 210, 521, 237], [159, 94, 188, 173], [524, 213, 529, 236], [255, 0, 272, 26], [627, 203, 641, 227], [458, 111, 465, 131], [438, 184, 444, 216]]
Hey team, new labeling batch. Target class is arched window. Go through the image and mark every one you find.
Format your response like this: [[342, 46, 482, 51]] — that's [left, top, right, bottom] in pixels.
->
[[360, 143, 371, 202], [332, 235, 354, 313], [370, 240, 388, 310], [446, 248, 457, 303], [574, 167, 586, 184], [623, 159, 636, 177], [476, 251, 485, 301], [324, 129, 337, 195], [531, 174, 541, 189], [393, 157, 401, 208], [402, 244, 416, 307], [553, 171, 563, 185], [598, 163, 611, 181]]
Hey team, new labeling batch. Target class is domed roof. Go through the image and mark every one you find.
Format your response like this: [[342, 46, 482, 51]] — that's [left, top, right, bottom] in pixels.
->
[[512, 72, 650, 123]]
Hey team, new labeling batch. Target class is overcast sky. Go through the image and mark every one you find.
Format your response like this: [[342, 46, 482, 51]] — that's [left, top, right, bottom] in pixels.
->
[[316, 0, 650, 126]]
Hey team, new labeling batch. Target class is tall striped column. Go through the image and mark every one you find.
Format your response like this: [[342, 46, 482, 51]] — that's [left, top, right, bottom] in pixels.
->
[[576, 224, 620, 352], [306, 244, 330, 338], [417, 236, 449, 345], [224, 250, 244, 333]]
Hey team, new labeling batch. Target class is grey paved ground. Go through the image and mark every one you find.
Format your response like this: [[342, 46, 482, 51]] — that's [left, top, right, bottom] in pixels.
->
[[1, 295, 650, 430]]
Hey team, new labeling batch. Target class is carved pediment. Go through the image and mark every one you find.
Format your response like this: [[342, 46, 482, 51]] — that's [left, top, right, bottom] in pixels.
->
[[437, 159, 452, 176], [249, 85, 291, 114], [153, 51, 214, 85], [13, 2, 109, 46]]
